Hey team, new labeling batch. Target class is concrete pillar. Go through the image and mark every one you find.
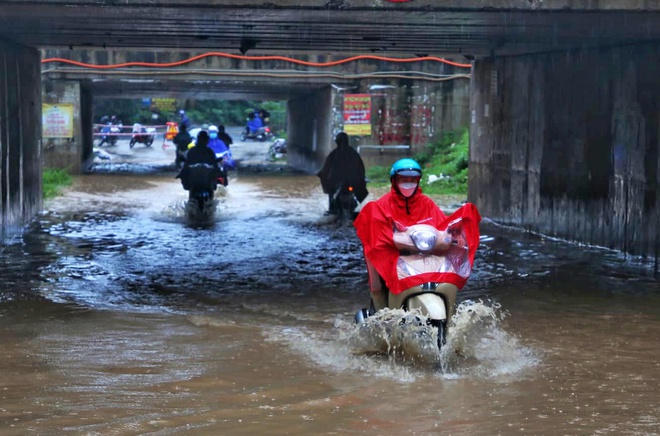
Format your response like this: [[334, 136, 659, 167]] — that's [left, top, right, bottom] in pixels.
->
[[470, 44, 660, 266], [0, 40, 41, 235], [41, 79, 93, 173], [287, 86, 334, 173]]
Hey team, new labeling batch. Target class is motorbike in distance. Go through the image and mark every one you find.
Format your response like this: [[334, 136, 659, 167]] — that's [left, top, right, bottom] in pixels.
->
[[355, 214, 478, 350], [97, 122, 121, 147], [129, 123, 156, 148], [240, 126, 273, 142]]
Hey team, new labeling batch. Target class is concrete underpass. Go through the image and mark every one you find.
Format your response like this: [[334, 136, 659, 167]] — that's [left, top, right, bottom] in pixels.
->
[[0, 1, 658, 267]]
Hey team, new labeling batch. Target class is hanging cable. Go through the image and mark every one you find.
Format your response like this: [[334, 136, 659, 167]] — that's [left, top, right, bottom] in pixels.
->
[[42, 52, 471, 70], [42, 66, 471, 82]]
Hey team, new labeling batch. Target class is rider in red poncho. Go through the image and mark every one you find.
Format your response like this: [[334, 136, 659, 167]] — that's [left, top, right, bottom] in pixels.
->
[[354, 158, 481, 311]]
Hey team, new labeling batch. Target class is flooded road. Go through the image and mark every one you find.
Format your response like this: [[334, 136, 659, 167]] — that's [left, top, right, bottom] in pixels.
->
[[1, 171, 659, 435]]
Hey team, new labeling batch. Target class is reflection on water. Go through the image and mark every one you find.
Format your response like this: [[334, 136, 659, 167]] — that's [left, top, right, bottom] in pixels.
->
[[1, 173, 659, 434]]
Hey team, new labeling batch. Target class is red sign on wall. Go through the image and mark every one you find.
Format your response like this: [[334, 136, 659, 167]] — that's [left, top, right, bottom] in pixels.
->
[[343, 94, 371, 136]]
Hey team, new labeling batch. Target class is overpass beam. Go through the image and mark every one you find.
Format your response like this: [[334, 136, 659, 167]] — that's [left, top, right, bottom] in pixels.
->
[[0, 39, 41, 235], [470, 44, 660, 266]]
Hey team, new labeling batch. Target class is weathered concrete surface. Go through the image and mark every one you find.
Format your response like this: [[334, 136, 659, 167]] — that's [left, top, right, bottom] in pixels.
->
[[0, 40, 42, 235], [287, 87, 334, 174], [41, 80, 93, 173], [470, 43, 659, 265], [40, 49, 466, 100], [1, 2, 659, 57], [4, 0, 660, 11], [40, 49, 471, 171]]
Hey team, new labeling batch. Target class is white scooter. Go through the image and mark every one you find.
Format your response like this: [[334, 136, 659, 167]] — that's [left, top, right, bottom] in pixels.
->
[[355, 221, 472, 350]]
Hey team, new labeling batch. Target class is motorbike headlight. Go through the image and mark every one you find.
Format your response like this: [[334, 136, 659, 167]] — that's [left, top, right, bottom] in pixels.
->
[[410, 230, 437, 253]]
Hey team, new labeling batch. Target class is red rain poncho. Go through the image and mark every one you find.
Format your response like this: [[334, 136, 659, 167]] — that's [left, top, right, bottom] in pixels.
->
[[354, 186, 481, 294]]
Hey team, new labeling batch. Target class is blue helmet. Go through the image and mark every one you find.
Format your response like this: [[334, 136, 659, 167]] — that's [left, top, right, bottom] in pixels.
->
[[390, 158, 422, 179]]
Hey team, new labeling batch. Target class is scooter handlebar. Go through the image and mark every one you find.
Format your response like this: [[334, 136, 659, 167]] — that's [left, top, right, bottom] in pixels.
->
[[393, 224, 452, 254]]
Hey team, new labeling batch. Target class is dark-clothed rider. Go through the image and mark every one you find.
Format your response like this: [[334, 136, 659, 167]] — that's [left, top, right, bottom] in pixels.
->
[[172, 123, 192, 169], [217, 125, 233, 148], [176, 131, 222, 196], [353, 158, 481, 311], [316, 132, 368, 214]]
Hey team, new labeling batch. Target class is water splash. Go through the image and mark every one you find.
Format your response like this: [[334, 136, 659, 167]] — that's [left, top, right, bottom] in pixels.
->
[[157, 186, 229, 224], [440, 300, 539, 377], [348, 308, 443, 366], [346, 300, 538, 378]]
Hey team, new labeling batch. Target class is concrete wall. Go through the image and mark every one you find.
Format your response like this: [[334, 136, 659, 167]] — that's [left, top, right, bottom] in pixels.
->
[[42, 79, 93, 173], [0, 40, 41, 235], [354, 75, 470, 150], [470, 44, 659, 266], [287, 86, 334, 174]]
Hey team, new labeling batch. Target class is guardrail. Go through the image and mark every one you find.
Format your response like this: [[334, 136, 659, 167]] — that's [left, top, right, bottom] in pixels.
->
[[357, 145, 411, 155], [92, 124, 167, 137]]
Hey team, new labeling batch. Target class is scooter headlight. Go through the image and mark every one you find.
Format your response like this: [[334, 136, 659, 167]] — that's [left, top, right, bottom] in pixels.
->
[[410, 230, 437, 253]]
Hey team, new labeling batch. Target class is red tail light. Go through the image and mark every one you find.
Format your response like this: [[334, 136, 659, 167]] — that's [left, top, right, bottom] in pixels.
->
[[265, 127, 271, 133], [348, 186, 354, 192]]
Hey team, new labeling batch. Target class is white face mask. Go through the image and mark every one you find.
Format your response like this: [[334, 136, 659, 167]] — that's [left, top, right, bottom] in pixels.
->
[[397, 182, 418, 198]]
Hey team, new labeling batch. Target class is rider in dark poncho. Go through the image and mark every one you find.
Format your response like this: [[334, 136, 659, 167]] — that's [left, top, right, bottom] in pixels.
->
[[317, 132, 368, 214]]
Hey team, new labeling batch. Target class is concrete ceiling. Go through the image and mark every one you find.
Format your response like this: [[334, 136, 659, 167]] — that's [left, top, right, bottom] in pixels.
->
[[76, 78, 331, 100], [2, 1, 660, 58]]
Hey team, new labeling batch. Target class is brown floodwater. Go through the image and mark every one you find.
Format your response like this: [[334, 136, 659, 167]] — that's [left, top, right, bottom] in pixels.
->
[[1, 172, 658, 435]]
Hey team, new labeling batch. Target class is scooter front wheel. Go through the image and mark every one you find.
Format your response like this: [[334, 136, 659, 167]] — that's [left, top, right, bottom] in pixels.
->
[[428, 319, 446, 350]]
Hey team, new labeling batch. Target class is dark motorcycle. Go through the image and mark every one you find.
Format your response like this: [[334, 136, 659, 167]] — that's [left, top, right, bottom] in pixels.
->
[[214, 151, 230, 187], [240, 126, 273, 142], [330, 181, 360, 222], [188, 187, 214, 213], [129, 125, 155, 148], [176, 163, 218, 214]]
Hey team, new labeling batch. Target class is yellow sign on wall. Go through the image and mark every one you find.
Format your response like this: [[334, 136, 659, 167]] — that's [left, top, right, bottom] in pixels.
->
[[42, 104, 74, 138], [151, 98, 177, 113]]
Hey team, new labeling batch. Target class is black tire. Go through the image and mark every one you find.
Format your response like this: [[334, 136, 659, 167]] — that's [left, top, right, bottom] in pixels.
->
[[129, 138, 136, 148], [146, 137, 153, 147], [429, 319, 446, 350], [240, 132, 246, 141]]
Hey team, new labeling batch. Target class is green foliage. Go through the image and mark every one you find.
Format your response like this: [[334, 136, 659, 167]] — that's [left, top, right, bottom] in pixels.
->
[[415, 128, 469, 196], [93, 99, 287, 133], [365, 128, 470, 195], [43, 168, 73, 199], [365, 165, 392, 185]]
